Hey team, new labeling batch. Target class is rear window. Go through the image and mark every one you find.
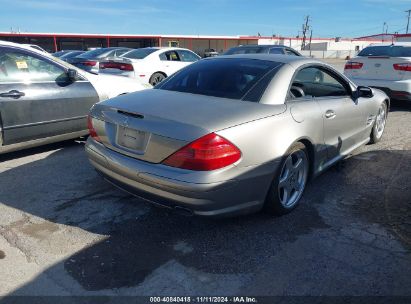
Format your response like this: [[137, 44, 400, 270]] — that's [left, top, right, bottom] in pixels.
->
[[121, 48, 158, 59], [224, 47, 267, 55], [77, 48, 110, 59], [156, 58, 281, 101], [358, 45, 411, 57]]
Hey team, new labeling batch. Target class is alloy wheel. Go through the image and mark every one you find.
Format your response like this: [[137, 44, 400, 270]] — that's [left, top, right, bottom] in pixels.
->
[[278, 150, 309, 208]]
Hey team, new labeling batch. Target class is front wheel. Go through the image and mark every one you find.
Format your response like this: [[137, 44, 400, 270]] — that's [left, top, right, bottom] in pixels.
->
[[149, 72, 166, 86], [369, 102, 387, 144], [264, 142, 309, 215]]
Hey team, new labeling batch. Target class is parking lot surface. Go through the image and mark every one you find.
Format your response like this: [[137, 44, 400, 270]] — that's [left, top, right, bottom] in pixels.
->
[[1, 99, 410, 296]]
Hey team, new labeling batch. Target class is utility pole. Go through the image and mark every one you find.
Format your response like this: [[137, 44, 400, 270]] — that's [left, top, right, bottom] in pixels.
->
[[309, 30, 313, 57], [301, 15, 311, 50], [406, 9, 411, 34]]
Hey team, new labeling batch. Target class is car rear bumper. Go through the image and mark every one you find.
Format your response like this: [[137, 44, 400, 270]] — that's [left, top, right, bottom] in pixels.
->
[[350, 78, 411, 101], [85, 138, 278, 217]]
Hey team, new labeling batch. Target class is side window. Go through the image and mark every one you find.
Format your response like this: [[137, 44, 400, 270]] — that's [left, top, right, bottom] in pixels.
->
[[115, 49, 130, 57], [269, 48, 284, 54], [290, 67, 350, 99], [177, 50, 200, 62], [103, 50, 115, 58], [160, 51, 181, 61], [0, 50, 66, 83], [159, 52, 167, 61], [285, 49, 299, 56]]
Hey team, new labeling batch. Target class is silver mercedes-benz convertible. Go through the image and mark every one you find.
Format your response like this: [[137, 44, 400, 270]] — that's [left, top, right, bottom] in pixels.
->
[[86, 54, 389, 217]]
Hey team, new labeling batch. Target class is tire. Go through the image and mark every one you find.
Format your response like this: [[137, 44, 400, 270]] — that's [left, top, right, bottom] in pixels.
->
[[264, 142, 309, 215], [149, 72, 166, 86], [369, 102, 387, 144]]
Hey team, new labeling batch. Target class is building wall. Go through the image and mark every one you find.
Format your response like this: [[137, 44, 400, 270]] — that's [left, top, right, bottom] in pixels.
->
[[0, 32, 386, 55], [258, 37, 376, 52], [396, 36, 411, 42]]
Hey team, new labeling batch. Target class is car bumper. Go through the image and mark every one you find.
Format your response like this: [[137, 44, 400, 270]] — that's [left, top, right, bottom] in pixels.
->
[[350, 78, 411, 101], [85, 138, 278, 217]]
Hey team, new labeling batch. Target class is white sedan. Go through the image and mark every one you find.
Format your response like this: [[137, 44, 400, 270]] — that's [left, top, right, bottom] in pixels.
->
[[98, 47, 201, 86], [344, 42, 411, 101]]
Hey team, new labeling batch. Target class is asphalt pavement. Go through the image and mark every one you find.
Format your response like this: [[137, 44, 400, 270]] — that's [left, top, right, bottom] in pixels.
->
[[0, 98, 410, 298]]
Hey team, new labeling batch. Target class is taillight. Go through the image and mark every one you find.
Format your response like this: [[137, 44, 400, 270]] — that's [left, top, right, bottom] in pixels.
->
[[162, 133, 241, 171], [81, 61, 97, 66], [393, 63, 411, 72], [100, 62, 134, 71], [87, 115, 101, 142], [344, 62, 363, 70]]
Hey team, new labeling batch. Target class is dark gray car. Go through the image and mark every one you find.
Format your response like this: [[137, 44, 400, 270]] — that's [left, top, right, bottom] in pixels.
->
[[68, 47, 132, 73], [0, 41, 146, 154], [58, 50, 85, 62], [224, 45, 302, 56]]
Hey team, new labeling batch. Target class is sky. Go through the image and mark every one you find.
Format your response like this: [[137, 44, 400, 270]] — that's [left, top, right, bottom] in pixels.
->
[[1, 0, 411, 38]]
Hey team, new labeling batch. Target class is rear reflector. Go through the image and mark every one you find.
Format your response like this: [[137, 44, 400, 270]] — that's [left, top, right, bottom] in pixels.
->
[[87, 115, 101, 142], [344, 62, 363, 70], [81, 61, 97, 66], [100, 62, 134, 71], [393, 63, 411, 72], [162, 133, 241, 171]]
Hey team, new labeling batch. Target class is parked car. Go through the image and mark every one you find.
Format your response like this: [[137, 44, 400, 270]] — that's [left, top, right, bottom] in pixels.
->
[[99, 47, 201, 86], [53, 50, 78, 58], [68, 47, 132, 73], [0, 41, 147, 154], [53, 50, 84, 58], [59, 50, 86, 62], [203, 48, 219, 58], [344, 42, 411, 101], [86, 54, 389, 217], [224, 45, 302, 56], [22, 44, 48, 53]]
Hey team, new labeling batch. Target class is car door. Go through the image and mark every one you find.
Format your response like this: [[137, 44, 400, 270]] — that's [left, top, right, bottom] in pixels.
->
[[292, 66, 364, 160], [159, 50, 186, 76], [0, 47, 99, 146]]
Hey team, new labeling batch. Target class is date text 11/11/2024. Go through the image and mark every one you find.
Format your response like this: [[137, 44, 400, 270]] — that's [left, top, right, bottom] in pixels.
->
[[149, 296, 258, 303]]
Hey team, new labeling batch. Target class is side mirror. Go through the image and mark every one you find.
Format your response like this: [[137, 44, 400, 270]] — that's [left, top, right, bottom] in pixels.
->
[[67, 69, 78, 81], [356, 86, 373, 98]]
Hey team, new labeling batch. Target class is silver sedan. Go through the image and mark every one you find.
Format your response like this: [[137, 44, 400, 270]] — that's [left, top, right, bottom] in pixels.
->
[[85, 55, 389, 217]]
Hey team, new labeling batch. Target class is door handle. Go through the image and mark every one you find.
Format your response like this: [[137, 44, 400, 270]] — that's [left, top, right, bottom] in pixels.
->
[[0, 90, 25, 99], [325, 110, 336, 119]]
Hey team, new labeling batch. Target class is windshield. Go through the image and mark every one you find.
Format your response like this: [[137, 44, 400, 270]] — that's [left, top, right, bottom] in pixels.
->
[[224, 46, 267, 55], [121, 48, 158, 59], [358, 45, 411, 57], [156, 58, 280, 101], [77, 48, 110, 59]]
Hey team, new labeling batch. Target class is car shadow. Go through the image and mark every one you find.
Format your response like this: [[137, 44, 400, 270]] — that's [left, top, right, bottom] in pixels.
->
[[389, 99, 411, 112], [0, 142, 410, 296]]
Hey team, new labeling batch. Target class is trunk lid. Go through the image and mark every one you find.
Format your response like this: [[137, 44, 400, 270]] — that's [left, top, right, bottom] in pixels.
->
[[346, 56, 411, 81], [91, 89, 286, 163]]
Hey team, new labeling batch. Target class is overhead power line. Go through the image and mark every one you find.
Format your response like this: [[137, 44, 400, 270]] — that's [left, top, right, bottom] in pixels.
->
[[406, 9, 411, 34]]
